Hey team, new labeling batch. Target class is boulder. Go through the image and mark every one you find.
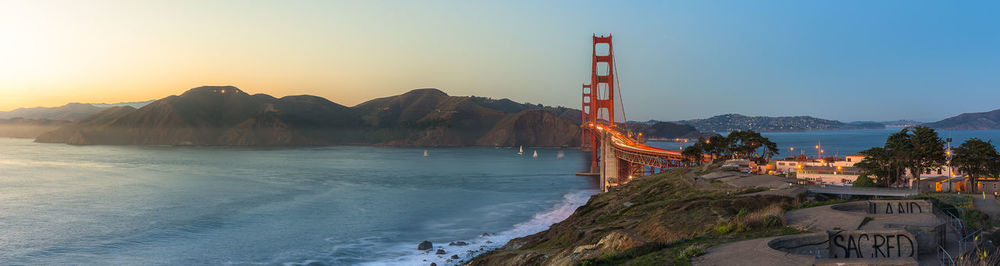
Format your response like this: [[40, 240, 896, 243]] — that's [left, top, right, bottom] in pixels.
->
[[418, 241, 433, 250], [451, 255, 460, 259], [449, 241, 469, 246], [436, 249, 446, 254]]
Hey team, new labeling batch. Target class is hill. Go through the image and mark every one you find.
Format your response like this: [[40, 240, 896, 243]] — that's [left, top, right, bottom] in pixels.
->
[[676, 114, 884, 132], [0, 103, 104, 121], [627, 121, 702, 139], [467, 168, 801, 265], [923, 109, 1000, 130], [35, 86, 583, 147]]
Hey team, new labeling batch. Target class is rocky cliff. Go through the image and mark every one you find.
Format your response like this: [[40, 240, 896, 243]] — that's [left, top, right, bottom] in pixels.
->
[[476, 110, 581, 147]]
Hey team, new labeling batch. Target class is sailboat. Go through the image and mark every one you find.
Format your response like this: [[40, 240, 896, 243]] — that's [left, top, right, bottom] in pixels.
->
[[518, 146, 524, 155], [423, 150, 428, 157], [556, 151, 565, 160], [532, 150, 538, 158]]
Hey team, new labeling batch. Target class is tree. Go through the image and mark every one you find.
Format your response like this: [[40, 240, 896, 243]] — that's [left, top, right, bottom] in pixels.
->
[[855, 147, 896, 187], [952, 138, 1000, 193], [682, 145, 704, 166], [855, 126, 945, 190], [724, 130, 778, 164], [903, 126, 947, 193], [704, 135, 728, 160], [853, 174, 877, 188]]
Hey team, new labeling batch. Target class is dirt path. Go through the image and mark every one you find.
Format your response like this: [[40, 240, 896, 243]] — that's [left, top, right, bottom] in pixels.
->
[[972, 193, 1000, 219]]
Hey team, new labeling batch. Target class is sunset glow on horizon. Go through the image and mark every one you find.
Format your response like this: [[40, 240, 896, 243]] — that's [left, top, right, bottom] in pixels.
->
[[1, 0, 587, 111], [3, 1, 1000, 121]]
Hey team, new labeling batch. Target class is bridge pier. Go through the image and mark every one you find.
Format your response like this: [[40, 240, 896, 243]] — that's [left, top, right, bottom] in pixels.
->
[[600, 132, 618, 192]]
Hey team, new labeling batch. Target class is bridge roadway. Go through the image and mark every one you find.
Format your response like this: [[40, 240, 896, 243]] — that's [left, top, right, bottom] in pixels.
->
[[590, 124, 919, 197], [589, 124, 691, 192]]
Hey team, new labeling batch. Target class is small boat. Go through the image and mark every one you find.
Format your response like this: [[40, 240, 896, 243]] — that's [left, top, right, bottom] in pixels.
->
[[518, 146, 524, 155], [532, 150, 538, 158], [556, 151, 565, 160], [423, 150, 428, 157]]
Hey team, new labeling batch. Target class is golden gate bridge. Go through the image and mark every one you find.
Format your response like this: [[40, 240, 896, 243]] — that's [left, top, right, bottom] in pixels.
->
[[578, 34, 709, 192]]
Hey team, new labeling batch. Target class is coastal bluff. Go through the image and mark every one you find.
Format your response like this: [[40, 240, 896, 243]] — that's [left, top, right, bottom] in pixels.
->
[[467, 168, 798, 265]]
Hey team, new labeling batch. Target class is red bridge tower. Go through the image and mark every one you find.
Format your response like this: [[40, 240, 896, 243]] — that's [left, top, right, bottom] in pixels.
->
[[583, 35, 616, 172]]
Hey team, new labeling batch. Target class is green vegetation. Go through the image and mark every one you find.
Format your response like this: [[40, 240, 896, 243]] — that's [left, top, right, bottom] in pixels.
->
[[913, 193, 997, 232], [683, 130, 778, 165], [855, 127, 1000, 194], [579, 226, 809, 266], [952, 138, 1000, 193], [855, 126, 947, 189], [471, 168, 807, 265], [957, 245, 1000, 266], [851, 174, 877, 188]]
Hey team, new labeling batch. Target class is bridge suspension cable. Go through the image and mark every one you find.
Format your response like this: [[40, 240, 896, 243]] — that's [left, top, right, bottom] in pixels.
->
[[612, 51, 631, 136], [579, 34, 710, 192]]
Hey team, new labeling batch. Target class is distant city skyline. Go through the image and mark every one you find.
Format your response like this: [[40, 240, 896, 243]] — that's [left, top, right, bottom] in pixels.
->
[[2, 1, 999, 122]]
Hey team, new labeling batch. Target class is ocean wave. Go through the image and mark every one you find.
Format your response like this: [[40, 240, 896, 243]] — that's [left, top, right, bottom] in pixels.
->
[[359, 189, 597, 266]]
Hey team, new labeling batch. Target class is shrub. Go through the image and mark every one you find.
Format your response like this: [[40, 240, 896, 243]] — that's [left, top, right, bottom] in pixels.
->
[[679, 244, 705, 259], [958, 246, 1000, 266], [732, 204, 785, 230], [762, 215, 782, 227], [714, 222, 736, 235], [852, 174, 877, 188]]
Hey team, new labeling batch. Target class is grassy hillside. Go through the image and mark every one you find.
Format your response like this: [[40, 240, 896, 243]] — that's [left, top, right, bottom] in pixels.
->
[[468, 168, 806, 265]]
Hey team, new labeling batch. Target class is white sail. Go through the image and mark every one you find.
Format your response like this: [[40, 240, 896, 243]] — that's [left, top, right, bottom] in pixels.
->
[[532, 150, 538, 158], [423, 150, 428, 157], [556, 151, 565, 160], [518, 146, 524, 155]]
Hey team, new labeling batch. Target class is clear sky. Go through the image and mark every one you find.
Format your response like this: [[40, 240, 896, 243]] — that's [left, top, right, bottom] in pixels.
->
[[1, 1, 998, 122]]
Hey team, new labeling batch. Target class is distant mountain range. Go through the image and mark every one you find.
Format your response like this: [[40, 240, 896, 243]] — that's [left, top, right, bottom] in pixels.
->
[[13, 86, 1000, 146], [33, 86, 586, 147], [924, 109, 1000, 130], [626, 121, 706, 139], [0, 101, 154, 121], [673, 114, 885, 132], [0, 103, 104, 121], [89, 100, 155, 109]]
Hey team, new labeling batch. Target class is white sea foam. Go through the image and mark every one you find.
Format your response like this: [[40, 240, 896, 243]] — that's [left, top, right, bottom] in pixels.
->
[[362, 189, 597, 266]]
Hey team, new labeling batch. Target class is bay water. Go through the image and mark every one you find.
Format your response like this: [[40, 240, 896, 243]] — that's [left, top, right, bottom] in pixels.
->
[[5, 128, 1000, 265], [0, 138, 596, 265]]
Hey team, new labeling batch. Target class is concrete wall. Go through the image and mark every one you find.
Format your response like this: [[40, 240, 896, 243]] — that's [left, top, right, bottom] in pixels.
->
[[831, 200, 933, 216], [828, 230, 917, 259], [866, 200, 932, 215], [831, 201, 868, 213], [768, 230, 918, 260], [767, 232, 830, 258], [883, 223, 946, 255]]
